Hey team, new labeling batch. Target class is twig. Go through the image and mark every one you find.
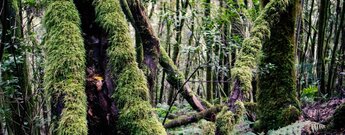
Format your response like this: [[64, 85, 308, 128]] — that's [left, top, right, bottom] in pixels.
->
[[162, 64, 202, 125]]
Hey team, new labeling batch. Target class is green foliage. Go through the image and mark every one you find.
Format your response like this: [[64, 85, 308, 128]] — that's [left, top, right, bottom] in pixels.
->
[[93, 0, 166, 134], [43, 1, 87, 135], [167, 119, 212, 135], [156, 103, 178, 119], [301, 85, 318, 98], [267, 121, 325, 135]]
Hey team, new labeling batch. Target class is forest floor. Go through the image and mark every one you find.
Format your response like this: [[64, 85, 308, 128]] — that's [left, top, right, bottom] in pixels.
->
[[158, 96, 345, 134]]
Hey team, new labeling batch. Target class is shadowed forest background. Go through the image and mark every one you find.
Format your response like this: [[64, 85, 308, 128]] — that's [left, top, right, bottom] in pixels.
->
[[0, 0, 344, 134]]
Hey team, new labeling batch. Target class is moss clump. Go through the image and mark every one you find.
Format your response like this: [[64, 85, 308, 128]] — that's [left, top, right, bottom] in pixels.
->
[[215, 102, 245, 135], [113, 65, 150, 109], [43, 1, 87, 135], [332, 104, 345, 129], [257, 0, 300, 131], [215, 107, 235, 135], [93, 0, 166, 134], [279, 106, 301, 126], [201, 121, 216, 135]]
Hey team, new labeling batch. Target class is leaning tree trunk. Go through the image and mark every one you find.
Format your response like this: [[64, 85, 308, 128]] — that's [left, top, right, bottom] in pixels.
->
[[122, 0, 207, 111], [43, 1, 87, 134], [256, 0, 301, 131], [93, 0, 166, 134]]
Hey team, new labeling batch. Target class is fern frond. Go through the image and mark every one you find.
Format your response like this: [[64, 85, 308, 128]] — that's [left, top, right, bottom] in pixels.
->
[[268, 121, 325, 135]]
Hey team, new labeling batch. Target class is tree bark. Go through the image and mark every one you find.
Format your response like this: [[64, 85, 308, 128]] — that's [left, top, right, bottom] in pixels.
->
[[327, 0, 345, 94], [316, 0, 329, 95]]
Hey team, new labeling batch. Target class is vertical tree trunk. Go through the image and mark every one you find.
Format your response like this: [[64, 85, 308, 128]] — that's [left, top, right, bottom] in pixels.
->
[[204, 0, 214, 102], [327, 0, 345, 94], [316, 0, 328, 95], [43, 1, 87, 134], [257, 0, 301, 131], [300, 0, 314, 90]]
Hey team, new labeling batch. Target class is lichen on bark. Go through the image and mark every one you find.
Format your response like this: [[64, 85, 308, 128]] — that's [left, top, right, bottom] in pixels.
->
[[93, 0, 166, 134]]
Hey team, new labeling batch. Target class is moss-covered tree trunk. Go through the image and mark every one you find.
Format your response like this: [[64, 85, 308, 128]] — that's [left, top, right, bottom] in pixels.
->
[[256, 0, 301, 131], [43, 1, 87, 134], [122, 0, 207, 111], [44, 0, 165, 134], [93, 0, 166, 134], [73, 0, 118, 134]]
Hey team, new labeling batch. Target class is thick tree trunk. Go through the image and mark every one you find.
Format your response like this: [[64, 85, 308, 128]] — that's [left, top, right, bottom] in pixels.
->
[[228, 0, 282, 108], [43, 1, 88, 134], [256, 0, 301, 131], [126, 0, 161, 105], [73, 0, 118, 134]]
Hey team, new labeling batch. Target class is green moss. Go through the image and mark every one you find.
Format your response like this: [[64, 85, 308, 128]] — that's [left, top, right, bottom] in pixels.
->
[[279, 105, 300, 126], [231, 0, 290, 96], [243, 102, 257, 113], [201, 122, 216, 135], [215, 107, 236, 135], [113, 64, 150, 109], [43, 1, 87, 135], [118, 101, 166, 135], [256, 0, 300, 131], [93, 0, 166, 134]]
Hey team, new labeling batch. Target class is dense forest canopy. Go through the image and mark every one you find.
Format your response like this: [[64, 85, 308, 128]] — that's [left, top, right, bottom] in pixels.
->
[[0, 0, 344, 134]]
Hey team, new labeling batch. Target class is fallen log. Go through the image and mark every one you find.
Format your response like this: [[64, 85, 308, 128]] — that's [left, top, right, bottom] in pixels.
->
[[164, 106, 223, 128]]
